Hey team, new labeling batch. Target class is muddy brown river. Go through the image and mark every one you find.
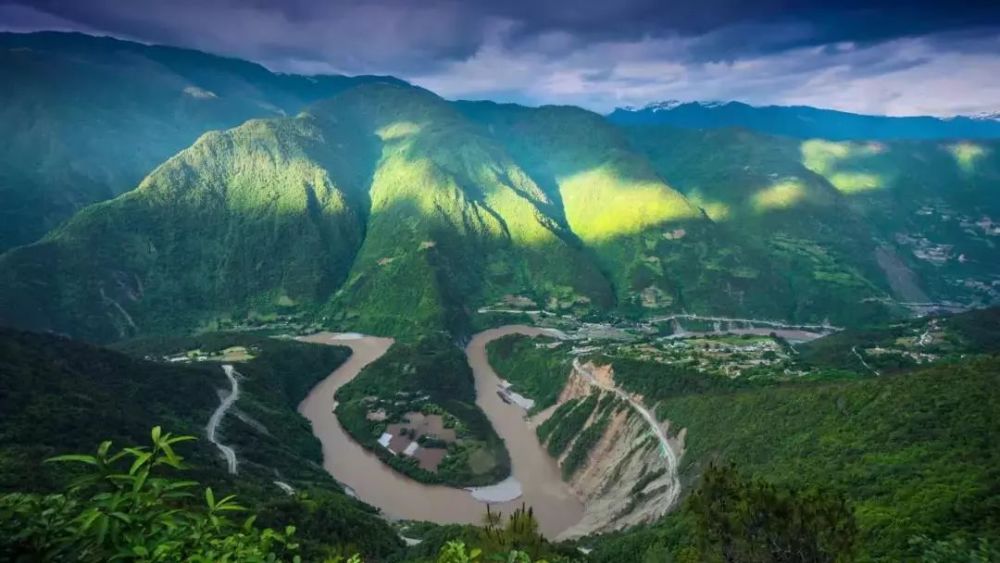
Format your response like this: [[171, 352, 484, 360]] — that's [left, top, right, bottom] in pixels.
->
[[297, 327, 583, 537]]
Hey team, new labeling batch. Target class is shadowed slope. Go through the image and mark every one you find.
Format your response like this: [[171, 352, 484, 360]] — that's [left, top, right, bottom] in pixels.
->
[[312, 85, 614, 337], [0, 83, 615, 342]]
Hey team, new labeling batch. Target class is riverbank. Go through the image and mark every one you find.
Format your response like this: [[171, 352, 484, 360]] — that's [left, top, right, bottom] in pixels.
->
[[297, 330, 584, 538]]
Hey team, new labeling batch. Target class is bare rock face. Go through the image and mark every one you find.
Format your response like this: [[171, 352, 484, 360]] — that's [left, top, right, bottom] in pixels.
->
[[540, 363, 686, 540]]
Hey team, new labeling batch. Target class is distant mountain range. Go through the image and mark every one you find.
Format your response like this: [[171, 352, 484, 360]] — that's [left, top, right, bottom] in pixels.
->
[[0, 32, 998, 343], [608, 100, 1000, 140]]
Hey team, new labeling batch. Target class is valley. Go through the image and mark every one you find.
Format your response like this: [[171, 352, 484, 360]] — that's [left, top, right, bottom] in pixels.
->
[[1, 29, 999, 563]]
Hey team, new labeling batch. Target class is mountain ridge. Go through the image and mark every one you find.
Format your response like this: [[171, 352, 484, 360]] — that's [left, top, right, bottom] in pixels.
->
[[0, 30, 407, 252], [608, 99, 1000, 140], [1, 32, 998, 344]]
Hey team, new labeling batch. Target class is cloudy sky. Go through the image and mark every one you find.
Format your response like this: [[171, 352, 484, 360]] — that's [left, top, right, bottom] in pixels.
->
[[2, 0, 1000, 116]]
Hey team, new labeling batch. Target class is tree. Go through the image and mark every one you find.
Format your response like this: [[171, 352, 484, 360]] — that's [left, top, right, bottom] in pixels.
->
[[909, 535, 1000, 563], [0, 427, 301, 562], [688, 464, 857, 563]]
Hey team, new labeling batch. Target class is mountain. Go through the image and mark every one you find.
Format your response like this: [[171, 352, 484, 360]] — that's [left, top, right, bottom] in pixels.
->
[[0, 31, 404, 252], [608, 100, 1000, 140], [461, 102, 897, 323], [0, 81, 621, 342], [621, 125, 1000, 308], [0, 32, 998, 345], [1, 31, 999, 562]]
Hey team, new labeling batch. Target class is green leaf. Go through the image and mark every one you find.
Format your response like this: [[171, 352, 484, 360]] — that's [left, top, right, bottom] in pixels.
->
[[129, 452, 152, 475], [96, 515, 110, 545], [98, 440, 113, 458], [79, 509, 102, 532], [166, 435, 197, 445], [151, 426, 162, 444], [110, 511, 133, 524], [45, 454, 98, 465], [205, 487, 216, 509], [132, 467, 150, 493]]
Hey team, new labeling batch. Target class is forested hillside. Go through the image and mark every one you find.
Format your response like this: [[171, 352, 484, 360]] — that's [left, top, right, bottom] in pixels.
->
[[0, 328, 404, 558], [484, 309, 1000, 561], [1, 35, 998, 343], [625, 125, 1000, 308], [0, 31, 403, 252], [583, 355, 1000, 562]]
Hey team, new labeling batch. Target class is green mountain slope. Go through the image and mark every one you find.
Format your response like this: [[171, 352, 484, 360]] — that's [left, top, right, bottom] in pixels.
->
[[0, 31, 403, 252], [311, 85, 614, 336], [641, 356, 1000, 562], [0, 37, 997, 341], [0, 115, 366, 342], [624, 125, 1000, 310], [0, 82, 620, 342], [460, 102, 899, 324]]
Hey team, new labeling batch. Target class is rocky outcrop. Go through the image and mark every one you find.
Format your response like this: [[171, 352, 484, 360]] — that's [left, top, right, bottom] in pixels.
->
[[540, 363, 685, 540]]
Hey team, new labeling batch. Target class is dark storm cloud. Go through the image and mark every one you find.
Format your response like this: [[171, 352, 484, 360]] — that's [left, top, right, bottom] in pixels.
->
[[2, 0, 999, 115], [6, 0, 1000, 66]]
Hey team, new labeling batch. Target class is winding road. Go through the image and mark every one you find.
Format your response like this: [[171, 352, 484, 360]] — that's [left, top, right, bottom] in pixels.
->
[[647, 313, 841, 332], [571, 358, 682, 510], [206, 364, 240, 474]]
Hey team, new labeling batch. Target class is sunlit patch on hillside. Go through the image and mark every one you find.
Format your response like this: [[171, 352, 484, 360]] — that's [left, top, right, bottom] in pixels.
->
[[801, 140, 886, 175], [801, 139, 851, 174], [946, 142, 987, 174], [825, 172, 885, 194], [687, 190, 732, 221], [752, 179, 806, 211], [220, 156, 350, 215], [800, 140, 889, 194], [558, 167, 701, 241], [377, 121, 423, 141]]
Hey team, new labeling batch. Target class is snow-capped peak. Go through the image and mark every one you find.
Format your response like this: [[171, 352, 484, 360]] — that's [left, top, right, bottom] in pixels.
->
[[621, 100, 733, 113], [970, 111, 1000, 122]]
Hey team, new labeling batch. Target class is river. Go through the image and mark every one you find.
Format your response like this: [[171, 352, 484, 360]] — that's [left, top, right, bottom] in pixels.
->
[[297, 328, 584, 538]]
